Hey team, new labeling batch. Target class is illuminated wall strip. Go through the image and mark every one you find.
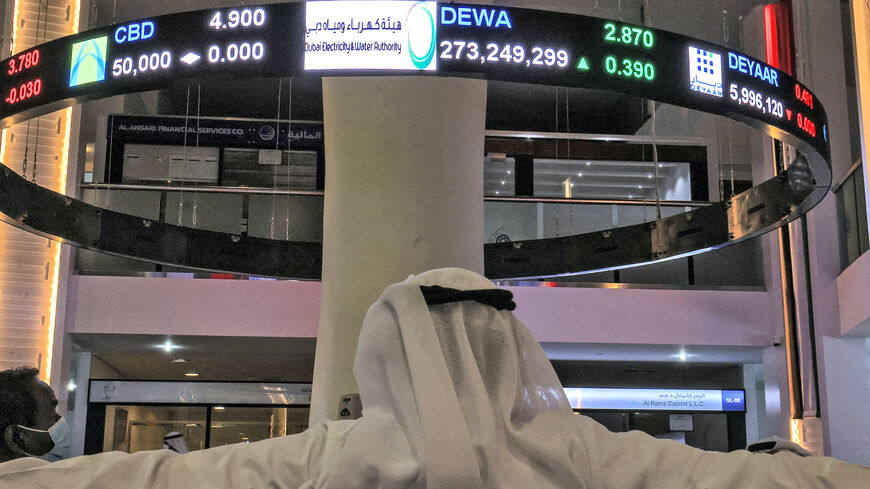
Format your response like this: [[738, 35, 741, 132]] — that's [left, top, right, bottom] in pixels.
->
[[10, 0, 21, 55], [60, 107, 72, 194], [790, 418, 802, 446], [763, 5, 779, 70], [762, 1, 795, 76], [853, 0, 870, 241], [43, 107, 73, 383], [0, 128, 6, 165], [71, 0, 81, 37]]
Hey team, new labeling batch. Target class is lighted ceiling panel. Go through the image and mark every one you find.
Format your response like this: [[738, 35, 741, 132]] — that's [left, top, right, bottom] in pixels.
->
[[0, 0, 79, 383]]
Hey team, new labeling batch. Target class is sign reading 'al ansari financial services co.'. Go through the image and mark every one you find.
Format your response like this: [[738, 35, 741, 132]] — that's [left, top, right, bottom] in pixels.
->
[[304, 1, 438, 70]]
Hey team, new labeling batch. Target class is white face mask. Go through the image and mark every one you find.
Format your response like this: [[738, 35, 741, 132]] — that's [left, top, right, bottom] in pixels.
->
[[40, 416, 71, 462]]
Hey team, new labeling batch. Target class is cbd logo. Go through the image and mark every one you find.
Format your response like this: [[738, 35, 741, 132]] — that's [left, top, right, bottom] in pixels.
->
[[70, 36, 108, 87]]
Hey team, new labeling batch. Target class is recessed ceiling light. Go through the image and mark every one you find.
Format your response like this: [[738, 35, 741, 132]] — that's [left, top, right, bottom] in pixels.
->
[[159, 340, 179, 353], [185, 372, 199, 377], [171, 358, 187, 363], [586, 161, 591, 166], [577, 172, 583, 177], [185, 423, 198, 427], [674, 350, 691, 361], [67, 381, 76, 391], [214, 406, 226, 411]]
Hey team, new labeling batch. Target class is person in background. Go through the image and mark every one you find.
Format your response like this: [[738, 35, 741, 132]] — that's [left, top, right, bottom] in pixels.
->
[[163, 432, 189, 454], [0, 368, 70, 464]]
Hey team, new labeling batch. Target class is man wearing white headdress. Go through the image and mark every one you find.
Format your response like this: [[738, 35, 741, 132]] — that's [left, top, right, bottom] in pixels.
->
[[0, 268, 868, 488]]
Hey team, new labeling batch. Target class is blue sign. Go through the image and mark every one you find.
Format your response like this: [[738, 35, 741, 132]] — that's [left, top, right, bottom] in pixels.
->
[[563, 388, 746, 412], [721, 390, 746, 411]]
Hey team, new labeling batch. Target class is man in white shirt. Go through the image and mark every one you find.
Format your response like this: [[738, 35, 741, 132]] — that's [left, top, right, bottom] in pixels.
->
[[0, 268, 867, 488]]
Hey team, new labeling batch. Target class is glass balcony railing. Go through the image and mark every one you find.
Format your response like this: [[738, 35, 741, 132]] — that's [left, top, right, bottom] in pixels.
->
[[76, 185, 763, 287], [78, 185, 323, 275], [485, 197, 762, 287]]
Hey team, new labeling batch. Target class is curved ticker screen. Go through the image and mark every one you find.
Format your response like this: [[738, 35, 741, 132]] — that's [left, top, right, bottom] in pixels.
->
[[0, 3, 303, 124], [0, 1, 829, 164], [430, 3, 828, 160]]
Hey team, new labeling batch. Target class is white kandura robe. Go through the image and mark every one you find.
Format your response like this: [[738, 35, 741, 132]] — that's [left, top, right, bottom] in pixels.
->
[[1, 268, 868, 489]]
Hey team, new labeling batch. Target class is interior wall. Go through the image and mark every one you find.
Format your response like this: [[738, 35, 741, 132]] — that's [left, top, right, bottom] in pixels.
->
[[820, 335, 870, 464], [69, 275, 779, 347], [68, 276, 321, 337], [836, 250, 870, 335], [508, 284, 780, 346]]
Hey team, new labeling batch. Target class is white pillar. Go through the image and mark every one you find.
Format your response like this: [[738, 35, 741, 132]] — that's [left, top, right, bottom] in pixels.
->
[[309, 76, 487, 423]]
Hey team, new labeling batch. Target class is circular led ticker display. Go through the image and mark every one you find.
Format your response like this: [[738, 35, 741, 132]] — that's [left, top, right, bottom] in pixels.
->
[[0, 2, 834, 280], [0, 1, 829, 176]]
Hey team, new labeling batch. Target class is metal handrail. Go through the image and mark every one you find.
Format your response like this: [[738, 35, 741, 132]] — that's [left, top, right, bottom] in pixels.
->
[[80, 183, 708, 207], [484, 130, 706, 146], [831, 158, 864, 193], [81, 183, 324, 196], [483, 195, 705, 207]]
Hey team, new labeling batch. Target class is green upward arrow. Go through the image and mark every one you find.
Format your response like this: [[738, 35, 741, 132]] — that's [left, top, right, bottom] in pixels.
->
[[576, 57, 590, 71]]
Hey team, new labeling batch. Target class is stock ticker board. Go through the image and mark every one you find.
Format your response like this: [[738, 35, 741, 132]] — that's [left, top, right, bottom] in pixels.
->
[[0, 1, 829, 162]]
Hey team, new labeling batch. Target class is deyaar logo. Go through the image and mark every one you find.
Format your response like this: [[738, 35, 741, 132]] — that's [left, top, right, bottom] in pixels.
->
[[689, 46, 723, 97], [70, 36, 108, 87], [406, 2, 436, 70]]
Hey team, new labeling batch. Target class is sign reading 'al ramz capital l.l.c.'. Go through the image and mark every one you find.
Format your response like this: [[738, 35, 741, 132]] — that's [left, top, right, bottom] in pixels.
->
[[304, 1, 438, 70], [563, 388, 746, 412]]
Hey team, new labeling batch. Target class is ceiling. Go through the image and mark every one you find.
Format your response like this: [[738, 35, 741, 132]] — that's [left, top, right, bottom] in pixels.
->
[[542, 342, 763, 364], [72, 332, 762, 384], [73, 333, 316, 382]]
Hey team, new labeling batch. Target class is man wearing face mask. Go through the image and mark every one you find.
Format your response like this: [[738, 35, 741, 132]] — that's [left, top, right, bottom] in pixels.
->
[[0, 368, 70, 464]]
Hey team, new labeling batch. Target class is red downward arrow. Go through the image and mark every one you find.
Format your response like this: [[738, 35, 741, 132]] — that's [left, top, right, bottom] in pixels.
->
[[786, 109, 793, 120]]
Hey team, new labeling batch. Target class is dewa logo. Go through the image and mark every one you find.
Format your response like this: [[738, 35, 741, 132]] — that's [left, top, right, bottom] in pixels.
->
[[70, 36, 108, 87], [406, 2, 436, 70]]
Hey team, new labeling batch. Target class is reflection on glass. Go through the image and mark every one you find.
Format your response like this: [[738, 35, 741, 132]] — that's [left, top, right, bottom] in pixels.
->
[[484, 156, 516, 197], [103, 405, 207, 453], [209, 406, 309, 447], [531, 158, 692, 201], [221, 148, 317, 188]]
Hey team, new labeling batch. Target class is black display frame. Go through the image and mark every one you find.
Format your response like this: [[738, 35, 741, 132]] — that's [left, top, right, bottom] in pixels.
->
[[0, 2, 833, 280]]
